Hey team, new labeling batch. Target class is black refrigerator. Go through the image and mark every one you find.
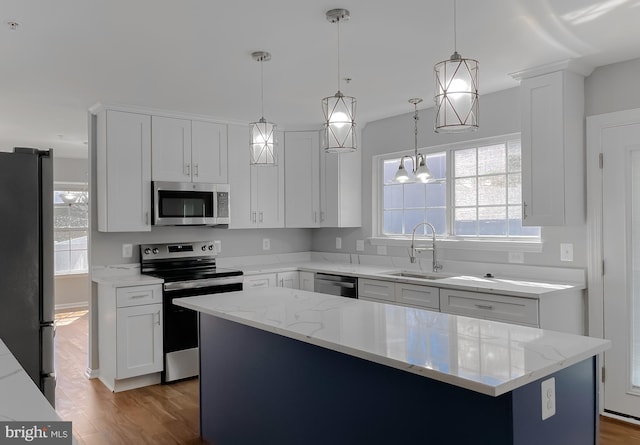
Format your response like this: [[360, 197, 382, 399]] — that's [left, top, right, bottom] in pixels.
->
[[0, 147, 56, 407]]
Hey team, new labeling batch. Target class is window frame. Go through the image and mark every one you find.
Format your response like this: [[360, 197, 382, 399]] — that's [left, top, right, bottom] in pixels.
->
[[54, 181, 89, 276], [372, 133, 542, 252]]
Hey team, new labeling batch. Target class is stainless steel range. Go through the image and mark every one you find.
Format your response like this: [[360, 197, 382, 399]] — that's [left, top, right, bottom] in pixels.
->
[[140, 241, 243, 382]]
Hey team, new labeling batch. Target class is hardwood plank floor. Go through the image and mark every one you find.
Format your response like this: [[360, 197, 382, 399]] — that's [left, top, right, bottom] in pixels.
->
[[54, 310, 640, 444]]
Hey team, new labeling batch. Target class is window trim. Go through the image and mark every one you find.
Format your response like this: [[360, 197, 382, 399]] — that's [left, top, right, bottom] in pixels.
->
[[54, 181, 89, 276], [372, 132, 542, 251]]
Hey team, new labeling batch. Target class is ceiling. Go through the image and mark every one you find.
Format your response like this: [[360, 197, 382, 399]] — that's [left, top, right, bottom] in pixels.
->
[[2, 0, 640, 159]]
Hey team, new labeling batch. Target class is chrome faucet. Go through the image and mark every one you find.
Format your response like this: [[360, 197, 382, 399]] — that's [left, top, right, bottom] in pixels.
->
[[409, 222, 442, 272]]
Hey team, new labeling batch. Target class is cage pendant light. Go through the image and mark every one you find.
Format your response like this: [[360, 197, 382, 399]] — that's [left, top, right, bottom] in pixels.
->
[[322, 8, 356, 153], [250, 51, 277, 165], [434, 0, 479, 133]]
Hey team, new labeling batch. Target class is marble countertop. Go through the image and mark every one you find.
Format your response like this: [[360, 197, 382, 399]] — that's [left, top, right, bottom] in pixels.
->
[[0, 340, 62, 421], [241, 261, 583, 298], [92, 273, 163, 287], [175, 288, 610, 396]]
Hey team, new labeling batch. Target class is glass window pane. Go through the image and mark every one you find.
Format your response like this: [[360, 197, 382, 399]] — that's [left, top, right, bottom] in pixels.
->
[[508, 173, 522, 205], [384, 185, 403, 209], [70, 250, 88, 272], [55, 251, 70, 274], [478, 175, 506, 206], [384, 159, 401, 184], [426, 152, 447, 179], [404, 183, 426, 208], [454, 148, 476, 177], [68, 206, 88, 228], [426, 208, 446, 235], [383, 210, 403, 234], [426, 182, 446, 207], [479, 206, 507, 236], [508, 206, 540, 237], [54, 231, 70, 251], [455, 208, 477, 236], [70, 231, 88, 250], [508, 140, 521, 173], [405, 209, 426, 233], [54, 206, 70, 228], [478, 144, 506, 175], [455, 178, 476, 206]]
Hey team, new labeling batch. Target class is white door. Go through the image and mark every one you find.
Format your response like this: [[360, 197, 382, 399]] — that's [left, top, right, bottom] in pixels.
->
[[598, 115, 640, 417]]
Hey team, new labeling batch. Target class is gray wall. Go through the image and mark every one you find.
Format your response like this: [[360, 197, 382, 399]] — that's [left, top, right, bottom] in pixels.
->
[[311, 87, 589, 269], [53, 157, 88, 184], [586, 57, 640, 116]]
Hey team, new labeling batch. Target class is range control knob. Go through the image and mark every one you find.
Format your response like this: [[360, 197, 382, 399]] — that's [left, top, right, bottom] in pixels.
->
[[144, 248, 151, 255], [152, 248, 159, 254], [208, 244, 214, 251], [202, 245, 207, 251]]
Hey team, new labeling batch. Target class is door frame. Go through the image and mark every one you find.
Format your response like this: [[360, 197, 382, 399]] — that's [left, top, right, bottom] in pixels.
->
[[587, 107, 640, 414]]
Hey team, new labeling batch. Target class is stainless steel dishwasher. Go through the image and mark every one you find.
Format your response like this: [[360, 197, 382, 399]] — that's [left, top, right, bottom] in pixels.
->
[[314, 273, 358, 298]]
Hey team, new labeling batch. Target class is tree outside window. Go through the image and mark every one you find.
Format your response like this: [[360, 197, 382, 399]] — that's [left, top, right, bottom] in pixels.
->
[[54, 186, 88, 275]]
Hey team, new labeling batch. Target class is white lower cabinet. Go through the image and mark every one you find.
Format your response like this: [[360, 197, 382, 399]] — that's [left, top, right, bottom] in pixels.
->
[[300, 272, 315, 292], [395, 283, 439, 310], [97, 283, 163, 392], [358, 278, 395, 303], [243, 273, 277, 289], [277, 271, 300, 289], [439, 288, 539, 327]]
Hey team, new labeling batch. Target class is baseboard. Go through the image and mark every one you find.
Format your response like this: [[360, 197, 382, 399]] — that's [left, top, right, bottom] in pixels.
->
[[602, 410, 640, 426], [55, 302, 89, 311], [84, 367, 99, 379]]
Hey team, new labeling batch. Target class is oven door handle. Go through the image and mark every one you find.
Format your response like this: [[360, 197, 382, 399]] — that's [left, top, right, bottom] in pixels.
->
[[163, 276, 244, 292]]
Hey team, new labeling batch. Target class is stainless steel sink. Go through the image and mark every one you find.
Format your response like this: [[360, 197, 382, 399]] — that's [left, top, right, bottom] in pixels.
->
[[386, 271, 450, 280]]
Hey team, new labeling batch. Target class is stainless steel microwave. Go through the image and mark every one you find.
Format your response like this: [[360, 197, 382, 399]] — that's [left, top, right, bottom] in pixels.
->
[[152, 182, 230, 226]]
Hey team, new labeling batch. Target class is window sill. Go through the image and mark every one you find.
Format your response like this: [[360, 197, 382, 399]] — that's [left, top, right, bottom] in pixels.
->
[[369, 237, 543, 253], [55, 272, 89, 279]]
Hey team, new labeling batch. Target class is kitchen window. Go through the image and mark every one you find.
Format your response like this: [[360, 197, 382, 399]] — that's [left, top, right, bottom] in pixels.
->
[[377, 134, 540, 241], [54, 184, 88, 275]]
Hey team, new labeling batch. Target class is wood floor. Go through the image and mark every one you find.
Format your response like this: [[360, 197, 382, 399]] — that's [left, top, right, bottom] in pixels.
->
[[54, 310, 640, 444]]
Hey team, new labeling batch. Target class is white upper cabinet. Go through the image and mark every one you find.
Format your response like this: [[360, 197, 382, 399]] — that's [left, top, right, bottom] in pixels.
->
[[228, 124, 285, 228], [285, 131, 320, 227], [513, 61, 591, 226], [284, 130, 361, 228], [95, 108, 152, 232], [152, 116, 227, 184]]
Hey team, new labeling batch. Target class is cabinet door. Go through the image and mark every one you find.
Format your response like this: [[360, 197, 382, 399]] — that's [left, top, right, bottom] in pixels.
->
[[244, 274, 277, 289], [300, 272, 315, 292], [116, 303, 163, 379], [192, 121, 228, 183], [98, 110, 151, 232], [358, 278, 395, 302], [227, 124, 255, 228], [151, 116, 192, 182], [256, 130, 285, 228], [320, 149, 340, 227], [285, 131, 320, 227], [395, 283, 439, 310], [277, 271, 300, 289]]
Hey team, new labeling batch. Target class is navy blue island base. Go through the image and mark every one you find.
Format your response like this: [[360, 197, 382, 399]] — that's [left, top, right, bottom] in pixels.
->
[[198, 313, 598, 445]]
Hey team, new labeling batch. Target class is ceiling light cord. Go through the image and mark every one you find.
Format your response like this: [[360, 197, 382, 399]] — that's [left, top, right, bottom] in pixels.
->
[[260, 58, 265, 120], [453, 0, 457, 53], [337, 18, 341, 93]]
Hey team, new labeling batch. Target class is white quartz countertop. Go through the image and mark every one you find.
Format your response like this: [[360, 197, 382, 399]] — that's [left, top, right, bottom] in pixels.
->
[[92, 273, 163, 287], [0, 339, 62, 421], [175, 288, 609, 396], [241, 261, 583, 298]]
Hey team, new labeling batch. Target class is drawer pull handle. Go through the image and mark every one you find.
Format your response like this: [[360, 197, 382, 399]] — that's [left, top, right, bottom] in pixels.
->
[[129, 294, 148, 299], [475, 304, 494, 310]]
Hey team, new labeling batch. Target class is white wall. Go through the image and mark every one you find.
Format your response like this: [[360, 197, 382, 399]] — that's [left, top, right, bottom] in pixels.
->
[[586, 57, 640, 116], [312, 87, 589, 269]]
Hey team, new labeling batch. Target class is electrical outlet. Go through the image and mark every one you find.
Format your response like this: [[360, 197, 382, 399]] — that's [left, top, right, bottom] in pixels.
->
[[541, 378, 556, 420], [214, 240, 222, 254], [336, 237, 342, 249], [377, 245, 387, 255], [122, 244, 133, 258], [262, 238, 270, 250], [356, 240, 365, 251], [560, 243, 574, 262]]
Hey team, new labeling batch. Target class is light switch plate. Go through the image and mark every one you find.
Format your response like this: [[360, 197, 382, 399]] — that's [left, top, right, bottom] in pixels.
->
[[214, 240, 222, 254], [122, 244, 133, 258], [262, 239, 270, 250], [541, 377, 556, 420], [336, 237, 342, 249], [560, 243, 573, 262], [356, 240, 365, 251]]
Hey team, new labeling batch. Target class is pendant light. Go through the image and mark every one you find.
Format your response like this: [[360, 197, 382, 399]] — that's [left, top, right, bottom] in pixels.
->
[[250, 51, 277, 165], [394, 98, 433, 183], [434, 0, 479, 133], [322, 8, 356, 153]]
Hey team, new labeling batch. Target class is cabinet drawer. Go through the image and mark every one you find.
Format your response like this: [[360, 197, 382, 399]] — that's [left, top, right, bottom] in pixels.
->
[[395, 283, 439, 310], [244, 274, 276, 289], [358, 278, 395, 302], [116, 284, 163, 308], [439, 289, 539, 327]]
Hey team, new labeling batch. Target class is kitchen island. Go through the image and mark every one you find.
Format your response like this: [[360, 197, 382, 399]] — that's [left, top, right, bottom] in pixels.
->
[[175, 288, 610, 445]]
